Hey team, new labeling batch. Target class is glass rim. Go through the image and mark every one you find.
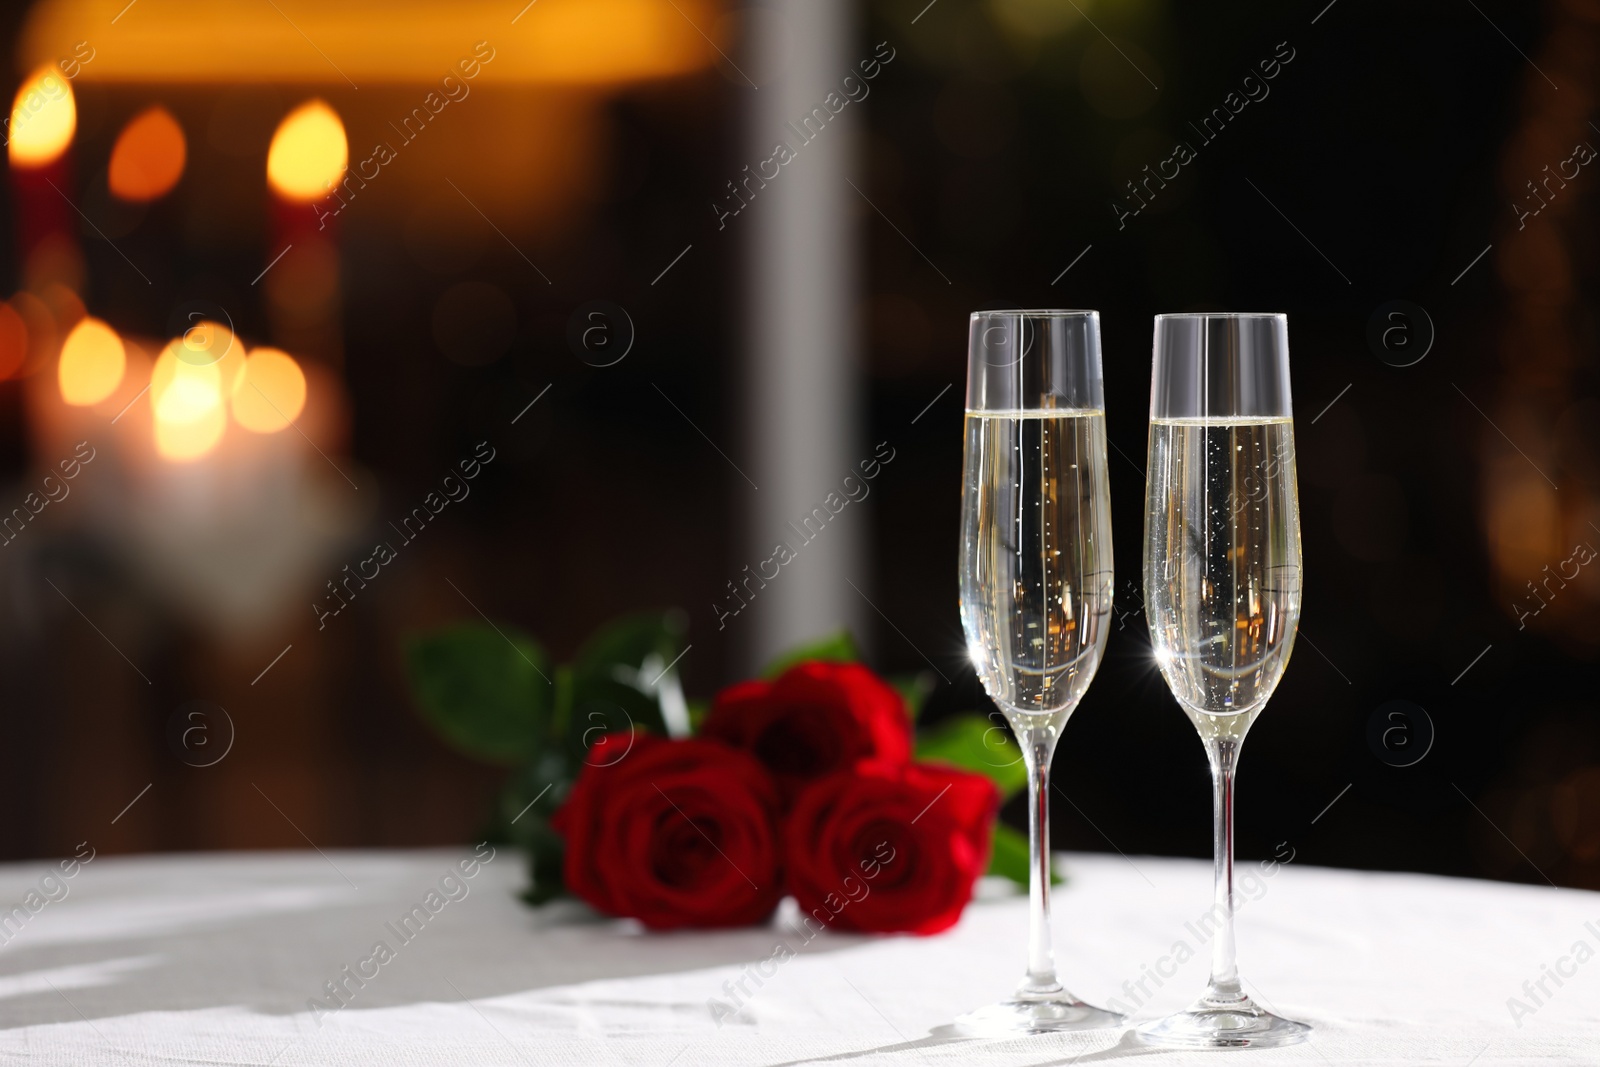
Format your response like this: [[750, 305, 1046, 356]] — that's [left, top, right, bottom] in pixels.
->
[[1149, 311, 1292, 419], [969, 309, 1098, 320], [1153, 312, 1286, 323]]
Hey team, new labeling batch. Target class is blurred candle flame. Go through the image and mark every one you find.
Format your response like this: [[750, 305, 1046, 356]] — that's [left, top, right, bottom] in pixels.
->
[[108, 105, 186, 201], [155, 402, 226, 462], [230, 347, 306, 433], [152, 329, 235, 462], [8, 64, 75, 168], [58, 316, 124, 405], [266, 100, 346, 202]]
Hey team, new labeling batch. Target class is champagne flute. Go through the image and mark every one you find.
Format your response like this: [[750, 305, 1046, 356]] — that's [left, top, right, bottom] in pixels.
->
[[956, 310, 1122, 1035], [1138, 313, 1309, 1048]]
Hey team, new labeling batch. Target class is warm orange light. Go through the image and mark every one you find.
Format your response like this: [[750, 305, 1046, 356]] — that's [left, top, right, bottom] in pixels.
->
[[152, 352, 220, 421], [162, 316, 240, 379], [8, 64, 75, 168], [108, 105, 186, 201], [230, 348, 307, 433], [152, 336, 227, 461], [155, 403, 225, 461], [19, 1, 716, 86], [58, 317, 125, 405], [267, 100, 346, 202]]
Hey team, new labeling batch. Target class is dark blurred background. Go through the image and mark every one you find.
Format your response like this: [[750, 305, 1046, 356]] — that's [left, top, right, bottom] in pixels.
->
[[0, 0, 1595, 892]]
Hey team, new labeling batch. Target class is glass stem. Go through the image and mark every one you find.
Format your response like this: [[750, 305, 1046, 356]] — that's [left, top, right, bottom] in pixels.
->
[[1204, 736, 1244, 1002], [1020, 725, 1062, 996]]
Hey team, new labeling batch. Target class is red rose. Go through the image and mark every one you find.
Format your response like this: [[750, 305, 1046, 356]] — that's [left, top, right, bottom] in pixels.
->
[[702, 661, 913, 803], [784, 761, 999, 936], [552, 734, 784, 929]]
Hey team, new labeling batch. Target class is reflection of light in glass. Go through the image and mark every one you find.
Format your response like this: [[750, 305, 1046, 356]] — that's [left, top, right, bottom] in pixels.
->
[[152, 338, 226, 461], [108, 106, 186, 201], [267, 100, 346, 201], [231, 348, 306, 433], [8, 65, 75, 168], [59, 317, 125, 405]]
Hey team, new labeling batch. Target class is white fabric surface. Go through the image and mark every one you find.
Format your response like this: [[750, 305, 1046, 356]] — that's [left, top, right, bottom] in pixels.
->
[[0, 847, 1591, 1064]]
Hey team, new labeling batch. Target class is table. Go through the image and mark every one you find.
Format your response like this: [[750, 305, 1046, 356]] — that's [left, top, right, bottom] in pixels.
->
[[0, 848, 1590, 1064]]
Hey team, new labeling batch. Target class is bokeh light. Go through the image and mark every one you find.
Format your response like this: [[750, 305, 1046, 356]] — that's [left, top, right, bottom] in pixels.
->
[[171, 317, 238, 369], [7, 65, 75, 168], [152, 337, 227, 461], [230, 347, 307, 433], [988, 0, 1082, 39], [108, 105, 187, 201], [266, 100, 347, 202], [58, 317, 126, 405], [153, 347, 222, 421], [16, 1, 716, 86], [155, 404, 226, 462]]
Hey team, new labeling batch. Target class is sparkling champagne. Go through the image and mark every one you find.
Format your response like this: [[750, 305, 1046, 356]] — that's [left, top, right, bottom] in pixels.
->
[[1135, 313, 1312, 1049], [960, 410, 1113, 721], [1143, 417, 1301, 729]]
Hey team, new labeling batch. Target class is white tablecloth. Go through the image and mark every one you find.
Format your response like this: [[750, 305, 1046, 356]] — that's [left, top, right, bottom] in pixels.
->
[[0, 847, 1591, 1064]]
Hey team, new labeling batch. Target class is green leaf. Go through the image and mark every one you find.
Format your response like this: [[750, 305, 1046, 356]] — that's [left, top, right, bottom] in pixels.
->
[[566, 683, 657, 762], [572, 610, 687, 683], [503, 735, 582, 904], [760, 630, 859, 678], [549, 665, 575, 745], [498, 753, 570, 843], [569, 611, 689, 745], [987, 822, 1029, 887], [987, 822, 1061, 887], [915, 713, 1027, 799], [687, 698, 710, 733], [405, 623, 550, 765], [890, 671, 936, 722], [521, 818, 567, 905]]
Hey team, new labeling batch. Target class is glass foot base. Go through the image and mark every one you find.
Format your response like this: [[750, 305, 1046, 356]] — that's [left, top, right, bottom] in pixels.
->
[[1136, 993, 1309, 1049], [956, 989, 1126, 1036]]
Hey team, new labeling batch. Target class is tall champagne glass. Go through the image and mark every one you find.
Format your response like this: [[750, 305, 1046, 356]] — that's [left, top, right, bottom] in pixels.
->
[[956, 310, 1121, 1034], [1139, 313, 1309, 1048]]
